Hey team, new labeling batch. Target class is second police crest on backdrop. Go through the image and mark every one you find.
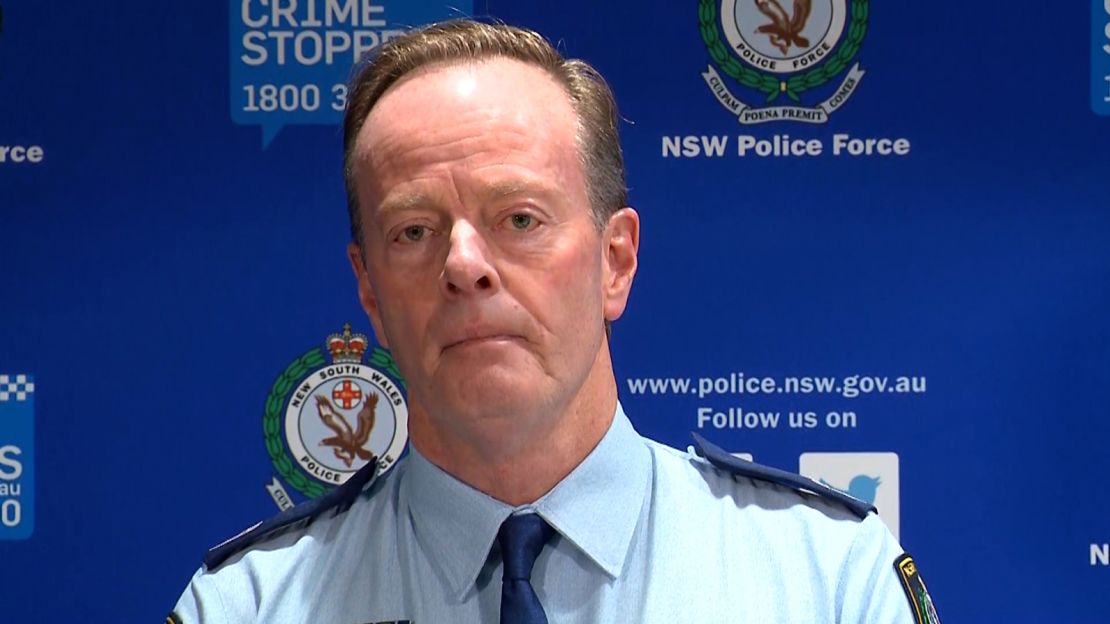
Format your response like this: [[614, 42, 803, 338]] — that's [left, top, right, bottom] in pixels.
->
[[664, 0, 911, 159]]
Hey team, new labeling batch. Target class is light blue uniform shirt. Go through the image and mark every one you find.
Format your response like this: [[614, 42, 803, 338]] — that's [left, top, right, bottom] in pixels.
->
[[173, 404, 917, 623]]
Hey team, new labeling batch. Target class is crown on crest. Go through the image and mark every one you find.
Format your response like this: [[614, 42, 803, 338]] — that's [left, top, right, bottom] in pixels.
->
[[327, 323, 368, 363]]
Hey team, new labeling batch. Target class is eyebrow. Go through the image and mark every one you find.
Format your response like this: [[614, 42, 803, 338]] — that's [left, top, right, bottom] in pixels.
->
[[486, 181, 529, 199], [376, 193, 430, 217], [376, 180, 559, 217], [485, 180, 560, 202]]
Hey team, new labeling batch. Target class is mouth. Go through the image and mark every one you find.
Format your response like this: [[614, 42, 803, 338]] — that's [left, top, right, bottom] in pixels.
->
[[442, 333, 524, 352]]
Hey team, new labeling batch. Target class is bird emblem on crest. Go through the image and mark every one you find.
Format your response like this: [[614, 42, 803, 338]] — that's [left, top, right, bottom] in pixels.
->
[[754, 0, 813, 54], [314, 393, 378, 468]]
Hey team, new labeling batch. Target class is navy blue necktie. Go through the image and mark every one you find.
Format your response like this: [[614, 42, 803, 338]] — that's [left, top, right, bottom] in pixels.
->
[[498, 514, 554, 624]]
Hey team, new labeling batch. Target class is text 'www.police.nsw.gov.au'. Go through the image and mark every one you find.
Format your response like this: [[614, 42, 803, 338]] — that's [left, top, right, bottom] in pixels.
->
[[625, 373, 927, 400]]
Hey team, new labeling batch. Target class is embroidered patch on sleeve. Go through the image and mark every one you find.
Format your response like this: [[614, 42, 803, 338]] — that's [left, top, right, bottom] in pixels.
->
[[894, 553, 940, 624]]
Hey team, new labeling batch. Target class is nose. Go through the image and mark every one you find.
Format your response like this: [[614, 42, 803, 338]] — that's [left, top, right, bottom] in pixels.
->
[[440, 220, 500, 297]]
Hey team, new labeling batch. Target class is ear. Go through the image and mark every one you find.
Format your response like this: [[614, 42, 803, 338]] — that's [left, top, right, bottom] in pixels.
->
[[347, 242, 390, 349], [601, 207, 639, 322]]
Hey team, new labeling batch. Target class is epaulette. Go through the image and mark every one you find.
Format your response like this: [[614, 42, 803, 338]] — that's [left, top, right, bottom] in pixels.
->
[[690, 432, 875, 520], [204, 458, 380, 570]]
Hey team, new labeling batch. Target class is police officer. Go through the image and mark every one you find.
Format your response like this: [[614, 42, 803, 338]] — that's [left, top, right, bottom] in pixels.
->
[[170, 19, 938, 624]]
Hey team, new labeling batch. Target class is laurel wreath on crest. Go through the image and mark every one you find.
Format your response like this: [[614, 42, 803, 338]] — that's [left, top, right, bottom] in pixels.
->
[[698, 0, 869, 102], [262, 346, 406, 499]]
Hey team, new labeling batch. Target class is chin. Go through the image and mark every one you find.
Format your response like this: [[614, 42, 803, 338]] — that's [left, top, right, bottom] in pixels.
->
[[462, 376, 536, 410], [437, 370, 547, 418]]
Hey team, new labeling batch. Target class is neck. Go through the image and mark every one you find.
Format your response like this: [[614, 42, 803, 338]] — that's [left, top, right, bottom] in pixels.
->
[[409, 346, 618, 506]]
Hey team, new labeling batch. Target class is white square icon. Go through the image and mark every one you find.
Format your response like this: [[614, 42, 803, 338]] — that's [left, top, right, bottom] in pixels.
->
[[799, 452, 900, 539]]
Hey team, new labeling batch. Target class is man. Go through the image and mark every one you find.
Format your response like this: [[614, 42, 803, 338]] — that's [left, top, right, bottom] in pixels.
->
[[171, 19, 937, 624]]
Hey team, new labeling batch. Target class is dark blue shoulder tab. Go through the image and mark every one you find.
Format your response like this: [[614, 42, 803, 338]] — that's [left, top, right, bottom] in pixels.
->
[[204, 459, 380, 570], [690, 432, 875, 519]]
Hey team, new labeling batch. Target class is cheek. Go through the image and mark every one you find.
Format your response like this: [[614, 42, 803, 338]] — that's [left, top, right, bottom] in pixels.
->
[[540, 244, 604, 323], [375, 300, 434, 389], [371, 275, 431, 351]]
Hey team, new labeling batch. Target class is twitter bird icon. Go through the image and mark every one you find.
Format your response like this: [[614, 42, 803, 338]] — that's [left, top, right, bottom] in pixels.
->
[[820, 474, 882, 504]]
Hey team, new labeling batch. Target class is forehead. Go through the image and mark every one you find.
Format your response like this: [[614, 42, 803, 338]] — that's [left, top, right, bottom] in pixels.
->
[[352, 58, 583, 200]]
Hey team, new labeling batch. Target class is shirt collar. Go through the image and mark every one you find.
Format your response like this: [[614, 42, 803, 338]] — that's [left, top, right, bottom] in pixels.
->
[[402, 444, 513, 602], [401, 402, 651, 600]]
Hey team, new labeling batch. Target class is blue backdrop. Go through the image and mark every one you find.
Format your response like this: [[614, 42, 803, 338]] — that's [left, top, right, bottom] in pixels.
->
[[2, 1, 1109, 622]]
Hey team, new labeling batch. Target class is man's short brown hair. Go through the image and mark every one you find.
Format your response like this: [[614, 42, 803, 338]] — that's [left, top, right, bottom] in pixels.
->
[[342, 19, 627, 246]]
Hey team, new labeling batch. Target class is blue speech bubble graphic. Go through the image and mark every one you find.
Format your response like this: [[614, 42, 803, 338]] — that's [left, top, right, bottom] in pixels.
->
[[1094, 0, 1110, 115], [0, 374, 34, 541], [230, 0, 473, 147]]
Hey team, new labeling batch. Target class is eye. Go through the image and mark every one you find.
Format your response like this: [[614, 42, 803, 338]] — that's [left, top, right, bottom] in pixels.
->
[[508, 213, 536, 230], [398, 225, 428, 243]]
